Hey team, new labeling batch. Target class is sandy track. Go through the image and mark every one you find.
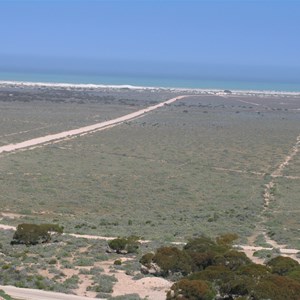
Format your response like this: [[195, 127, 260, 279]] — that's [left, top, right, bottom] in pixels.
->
[[0, 224, 150, 242], [262, 133, 300, 218], [0, 223, 298, 256], [0, 222, 298, 299], [271, 135, 300, 177], [0, 224, 16, 230], [247, 133, 300, 258], [235, 244, 300, 264], [0, 224, 169, 299], [218, 94, 264, 107], [0, 285, 101, 300], [0, 95, 188, 155], [212, 167, 265, 177]]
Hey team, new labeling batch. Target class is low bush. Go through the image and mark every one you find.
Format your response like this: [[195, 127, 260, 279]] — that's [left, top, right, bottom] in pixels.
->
[[267, 256, 299, 275], [167, 279, 215, 300], [114, 259, 122, 265], [108, 236, 140, 254], [11, 223, 63, 245], [153, 246, 192, 276], [139, 252, 154, 268]]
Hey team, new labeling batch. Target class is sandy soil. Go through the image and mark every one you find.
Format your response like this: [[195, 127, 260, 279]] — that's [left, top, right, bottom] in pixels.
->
[[236, 244, 300, 264], [97, 259, 172, 300], [0, 224, 16, 230], [0, 212, 23, 219], [112, 274, 171, 300]]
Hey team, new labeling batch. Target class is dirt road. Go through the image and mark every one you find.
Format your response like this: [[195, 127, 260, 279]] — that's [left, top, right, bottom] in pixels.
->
[[0, 95, 187, 155], [0, 223, 298, 261], [0, 285, 102, 300]]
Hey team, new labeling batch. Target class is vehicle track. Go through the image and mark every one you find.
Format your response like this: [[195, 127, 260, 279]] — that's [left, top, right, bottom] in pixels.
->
[[0, 95, 188, 156], [247, 133, 300, 259]]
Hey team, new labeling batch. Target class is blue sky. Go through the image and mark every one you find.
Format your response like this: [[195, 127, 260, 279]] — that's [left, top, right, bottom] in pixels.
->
[[0, 0, 299, 83]]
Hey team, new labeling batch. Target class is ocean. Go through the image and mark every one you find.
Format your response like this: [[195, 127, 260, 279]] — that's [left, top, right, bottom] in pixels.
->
[[0, 70, 299, 92]]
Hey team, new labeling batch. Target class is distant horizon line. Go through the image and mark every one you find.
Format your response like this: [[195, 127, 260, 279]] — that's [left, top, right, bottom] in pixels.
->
[[1, 79, 300, 96]]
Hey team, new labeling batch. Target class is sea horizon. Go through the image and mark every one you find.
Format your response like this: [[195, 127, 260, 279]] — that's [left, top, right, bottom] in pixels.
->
[[0, 70, 299, 93]]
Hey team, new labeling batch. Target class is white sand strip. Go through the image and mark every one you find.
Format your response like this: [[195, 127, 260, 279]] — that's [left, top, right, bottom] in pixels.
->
[[1, 80, 300, 96], [0, 95, 187, 155], [0, 224, 16, 230]]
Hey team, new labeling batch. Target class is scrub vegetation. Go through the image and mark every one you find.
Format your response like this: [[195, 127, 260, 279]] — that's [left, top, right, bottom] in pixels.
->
[[0, 88, 299, 247], [0, 85, 299, 298], [140, 234, 300, 300]]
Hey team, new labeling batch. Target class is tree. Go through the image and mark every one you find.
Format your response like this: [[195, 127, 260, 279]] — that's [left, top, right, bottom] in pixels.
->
[[216, 233, 238, 246], [152, 247, 192, 276], [167, 279, 216, 300], [139, 235, 300, 299], [266, 256, 299, 276], [214, 250, 252, 271], [253, 274, 300, 300], [11, 223, 63, 245], [108, 236, 140, 254], [183, 236, 230, 271], [139, 252, 155, 268]]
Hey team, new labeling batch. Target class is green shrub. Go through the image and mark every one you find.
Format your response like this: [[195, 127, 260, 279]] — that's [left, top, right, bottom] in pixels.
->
[[108, 236, 140, 254], [184, 236, 228, 255], [287, 267, 300, 282], [214, 250, 251, 271], [89, 274, 117, 294], [167, 279, 216, 300], [48, 258, 57, 265], [114, 259, 122, 265], [216, 233, 239, 246], [0, 289, 14, 300], [63, 275, 79, 289], [219, 275, 255, 297], [153, 246, 192, 276], [11, 224, 50, 245], [74, 257, 94, 266], [2, 264, 11, 270], [139, 252, 154, 268], [237, 263, 270, 278], [252, 274, 300, 300], [188, 265, 233, 282], [108, 238, 128, 252], [267, 256, 299, 275], [11, 223, 63, 245]]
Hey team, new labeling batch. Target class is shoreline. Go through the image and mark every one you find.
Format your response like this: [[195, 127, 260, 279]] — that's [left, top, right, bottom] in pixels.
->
[[1, 80, 300, 96]]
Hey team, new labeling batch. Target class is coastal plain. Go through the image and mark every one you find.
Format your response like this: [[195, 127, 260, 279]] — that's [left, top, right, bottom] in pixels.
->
[[0, 83, 300, 299], [0, 84, 299, 248]]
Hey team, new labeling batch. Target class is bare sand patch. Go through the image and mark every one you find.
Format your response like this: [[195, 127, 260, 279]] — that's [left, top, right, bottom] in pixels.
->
[[112, 274, 171, 300], [0, 212, 23, 219], [97, 259, 172, 300]]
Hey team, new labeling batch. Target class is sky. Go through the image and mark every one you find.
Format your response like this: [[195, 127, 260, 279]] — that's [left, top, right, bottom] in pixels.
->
[[0, 0, 300, 83]]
